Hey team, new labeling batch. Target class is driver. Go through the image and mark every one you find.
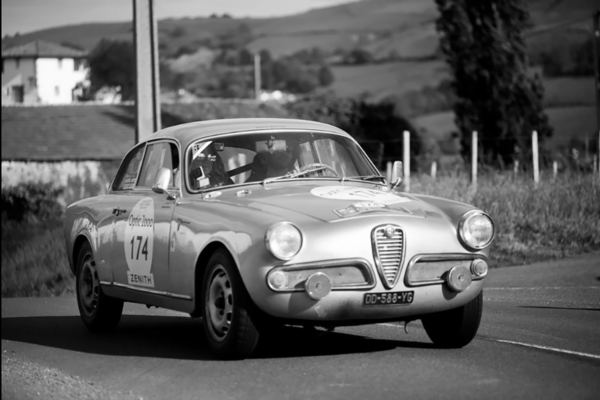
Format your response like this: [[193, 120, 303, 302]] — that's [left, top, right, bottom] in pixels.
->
[[265, 149, 295, 178]]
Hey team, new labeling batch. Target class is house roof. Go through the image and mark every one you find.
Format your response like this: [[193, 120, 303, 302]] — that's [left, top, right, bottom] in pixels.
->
[[1, 40, 88, 59], [1, 105, 135, 161]]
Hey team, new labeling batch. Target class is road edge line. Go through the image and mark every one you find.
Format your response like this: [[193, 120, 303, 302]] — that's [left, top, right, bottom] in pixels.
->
[[487, 338, 600, 360]]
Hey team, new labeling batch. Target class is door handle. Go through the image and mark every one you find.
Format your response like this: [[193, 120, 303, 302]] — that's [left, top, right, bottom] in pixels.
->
[[112, 208, 127, 216]]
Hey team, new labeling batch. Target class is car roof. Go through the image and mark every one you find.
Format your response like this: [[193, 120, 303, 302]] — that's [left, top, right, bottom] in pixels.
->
[[143, 118, 350, 148]]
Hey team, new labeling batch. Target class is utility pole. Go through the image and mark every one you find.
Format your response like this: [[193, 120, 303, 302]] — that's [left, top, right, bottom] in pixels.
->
[[594, 10, 600, 171], [134, 0, 161, 143], [254, 53, 261, 101]]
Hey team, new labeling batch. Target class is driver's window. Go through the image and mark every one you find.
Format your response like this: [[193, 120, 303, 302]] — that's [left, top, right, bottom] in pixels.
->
[[137, 142, 179, 188]]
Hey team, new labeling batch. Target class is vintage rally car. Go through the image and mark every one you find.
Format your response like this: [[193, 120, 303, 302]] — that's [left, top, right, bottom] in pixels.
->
[[64, 118, 494, 359]]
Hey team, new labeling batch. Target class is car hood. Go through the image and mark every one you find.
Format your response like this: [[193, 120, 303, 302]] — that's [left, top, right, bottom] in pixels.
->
[[216, 183, 435, 223]]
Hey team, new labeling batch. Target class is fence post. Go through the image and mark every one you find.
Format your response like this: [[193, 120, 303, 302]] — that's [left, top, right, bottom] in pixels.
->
[[532, 130, 539, 184], [403, 130, 410, 192], [471, 131, 478, 187], [254, 53, 261, 101], [553, 161, 558, 180], [386, 161, 392, 183], [431, 161, 437, 179], [514, 160, 519, 176]]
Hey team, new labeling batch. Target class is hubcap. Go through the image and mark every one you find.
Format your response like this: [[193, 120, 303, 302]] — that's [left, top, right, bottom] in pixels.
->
[[206, 265, 233, 342], [79, 255, 100, 316]]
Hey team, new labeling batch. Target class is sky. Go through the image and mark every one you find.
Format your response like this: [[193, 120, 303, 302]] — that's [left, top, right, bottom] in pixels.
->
[[1, 0, 355, 36]]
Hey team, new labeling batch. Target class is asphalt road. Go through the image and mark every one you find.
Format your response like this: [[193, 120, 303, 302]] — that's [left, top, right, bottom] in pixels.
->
[[2, 252, 599, 400]]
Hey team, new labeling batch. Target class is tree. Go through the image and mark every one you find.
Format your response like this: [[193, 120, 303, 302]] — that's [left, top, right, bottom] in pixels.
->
[[88, 39, 135, 100], [435, 0, 552, 165], [318, 65, 334, 87]]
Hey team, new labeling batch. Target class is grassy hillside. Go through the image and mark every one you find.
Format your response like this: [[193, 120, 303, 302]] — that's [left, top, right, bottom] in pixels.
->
[[3, 0, 595, 59], [331, 60, 448, 100], [414, 105, 597, 152]]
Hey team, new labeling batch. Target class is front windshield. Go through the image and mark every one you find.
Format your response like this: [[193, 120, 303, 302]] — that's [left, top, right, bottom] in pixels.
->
[[186, 131, 380, 192]]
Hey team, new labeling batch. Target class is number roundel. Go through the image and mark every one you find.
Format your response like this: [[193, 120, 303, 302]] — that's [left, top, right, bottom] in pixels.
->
[[124, 197, 155, 287]]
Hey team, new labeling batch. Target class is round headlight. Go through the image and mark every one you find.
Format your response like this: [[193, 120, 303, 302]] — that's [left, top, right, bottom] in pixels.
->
[[265, 222, 303, 260], [459, 211, 494, 250]]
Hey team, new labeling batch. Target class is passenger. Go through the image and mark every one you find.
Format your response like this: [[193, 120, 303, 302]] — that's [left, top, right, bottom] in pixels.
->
[[190, 144, 232, 189]]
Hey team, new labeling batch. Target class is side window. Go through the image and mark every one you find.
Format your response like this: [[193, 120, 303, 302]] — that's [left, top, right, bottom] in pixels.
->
[[112, 144, 146, 191], [137, 142, 180, 188]]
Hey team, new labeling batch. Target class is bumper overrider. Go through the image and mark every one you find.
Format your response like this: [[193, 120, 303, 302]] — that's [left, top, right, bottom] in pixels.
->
[[261, 254, 487, 322]]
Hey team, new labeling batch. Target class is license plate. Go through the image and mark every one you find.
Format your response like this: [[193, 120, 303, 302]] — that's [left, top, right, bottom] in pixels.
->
[[363, 291, 414, 306]]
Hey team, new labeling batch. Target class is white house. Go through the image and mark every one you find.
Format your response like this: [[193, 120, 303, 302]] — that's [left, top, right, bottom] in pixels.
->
[[2, 41, 88, 105]]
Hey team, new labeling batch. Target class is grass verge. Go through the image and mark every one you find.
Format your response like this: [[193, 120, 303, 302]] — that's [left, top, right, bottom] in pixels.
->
[[1, 220, 74, 297], [411, 171, 600, 267]]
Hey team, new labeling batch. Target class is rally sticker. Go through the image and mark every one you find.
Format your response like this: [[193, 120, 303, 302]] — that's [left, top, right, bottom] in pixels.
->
[[334, 202, 412, 218], [311, 186, 410, 205], [124, 197, 155, 287]]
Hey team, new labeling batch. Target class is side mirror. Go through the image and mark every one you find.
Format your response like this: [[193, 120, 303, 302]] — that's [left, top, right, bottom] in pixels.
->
[[152, 167, 178, 200], [390, 161, 403, 190]]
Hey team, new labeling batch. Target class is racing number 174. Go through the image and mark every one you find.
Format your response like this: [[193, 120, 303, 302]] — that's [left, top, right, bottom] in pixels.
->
[[130, 236, 148, 261]]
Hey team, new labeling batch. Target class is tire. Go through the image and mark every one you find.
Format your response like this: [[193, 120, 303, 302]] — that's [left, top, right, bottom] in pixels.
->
[[201, 248, 260, 359], [422, 290, 483, 348], [76, 241, 124, 333]]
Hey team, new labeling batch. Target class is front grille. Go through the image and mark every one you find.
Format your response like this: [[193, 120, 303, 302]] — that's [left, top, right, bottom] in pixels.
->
[[372, 225, 405, 289]]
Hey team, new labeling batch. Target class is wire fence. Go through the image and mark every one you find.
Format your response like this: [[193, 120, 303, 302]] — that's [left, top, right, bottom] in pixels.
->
[[368, 130, 600, 192]]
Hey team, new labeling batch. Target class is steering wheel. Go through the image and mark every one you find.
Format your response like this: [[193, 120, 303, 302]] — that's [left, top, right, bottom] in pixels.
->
[[297, 163, 339, 177]]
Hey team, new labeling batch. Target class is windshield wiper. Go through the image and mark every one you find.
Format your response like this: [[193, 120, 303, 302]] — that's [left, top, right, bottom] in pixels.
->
[[347, 175, 387, 183], [262, 166, 328, 185]]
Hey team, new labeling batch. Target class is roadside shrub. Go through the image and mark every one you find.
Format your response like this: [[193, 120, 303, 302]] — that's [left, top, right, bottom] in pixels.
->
[[1, 183, 64, 222]]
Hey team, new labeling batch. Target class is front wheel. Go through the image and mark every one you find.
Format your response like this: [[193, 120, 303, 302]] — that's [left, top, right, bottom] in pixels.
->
[[421, 290, 483, 348], [201, 249, 260, 359], [76, 242, 123, 333]]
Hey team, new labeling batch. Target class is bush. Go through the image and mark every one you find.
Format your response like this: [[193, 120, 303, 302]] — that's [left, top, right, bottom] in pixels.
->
[[283, 92, 429, 170], [1, 183, 64, 223]]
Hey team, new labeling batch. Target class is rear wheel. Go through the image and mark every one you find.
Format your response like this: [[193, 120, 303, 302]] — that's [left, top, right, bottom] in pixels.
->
[[202, 249, 260, 359], [76, 241, 123, 333], [422, 290, 483, 348]]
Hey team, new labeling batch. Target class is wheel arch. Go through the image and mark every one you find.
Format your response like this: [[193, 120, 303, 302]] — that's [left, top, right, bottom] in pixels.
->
[[72, 235, 92, 275], [191, 241, 236, 317]]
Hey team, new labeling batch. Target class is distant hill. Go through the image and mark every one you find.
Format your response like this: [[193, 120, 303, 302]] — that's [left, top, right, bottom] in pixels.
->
[[3, 0, 596, 59], [2, 0, 595, 104]]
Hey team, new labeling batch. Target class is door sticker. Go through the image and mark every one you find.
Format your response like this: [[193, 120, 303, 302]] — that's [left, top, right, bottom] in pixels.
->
[[311, 186, 410, 205], [124, 197, 155, 287]]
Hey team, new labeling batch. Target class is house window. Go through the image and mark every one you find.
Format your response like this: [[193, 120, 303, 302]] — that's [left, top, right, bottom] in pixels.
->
[[58, 58, 63, 69], [55, 86, 60, 96], [28, 77, 36, 88], [15, 58, 20, 69]]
